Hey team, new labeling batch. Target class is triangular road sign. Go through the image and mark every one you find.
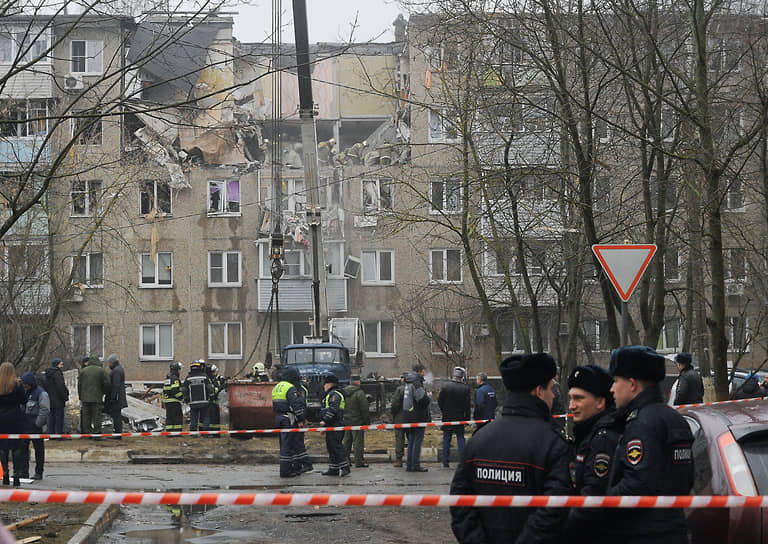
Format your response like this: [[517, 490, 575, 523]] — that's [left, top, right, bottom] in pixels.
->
[[592, 244, 657, 302]]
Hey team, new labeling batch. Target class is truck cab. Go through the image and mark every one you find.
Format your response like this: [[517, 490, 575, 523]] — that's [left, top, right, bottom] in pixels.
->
[[282, 343, 351, 412]]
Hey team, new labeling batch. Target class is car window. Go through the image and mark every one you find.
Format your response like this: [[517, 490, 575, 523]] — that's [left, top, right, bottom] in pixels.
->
[[692, 427, 713, 494], [740, 437, 768, 494]]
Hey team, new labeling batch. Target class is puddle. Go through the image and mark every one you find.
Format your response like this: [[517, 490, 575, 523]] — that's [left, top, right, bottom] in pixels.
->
[[122, 527, 216, 543]]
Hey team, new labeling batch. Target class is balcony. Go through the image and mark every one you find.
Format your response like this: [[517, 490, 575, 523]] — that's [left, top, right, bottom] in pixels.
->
[[256, 277, 348, 312], [0, 138, 51, 166]]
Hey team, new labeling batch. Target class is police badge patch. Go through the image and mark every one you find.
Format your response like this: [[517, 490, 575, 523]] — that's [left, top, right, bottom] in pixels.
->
[[627, 439, 643, 465], [593, 453, 610, 477]]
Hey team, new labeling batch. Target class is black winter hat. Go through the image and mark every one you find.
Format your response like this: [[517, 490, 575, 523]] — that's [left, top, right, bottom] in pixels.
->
[[675, 352, 693, 366], [568, 365, 614, 405], [324, 373, 339, 384], [609, 345, 666, 382], [500, 352, 557, 392]]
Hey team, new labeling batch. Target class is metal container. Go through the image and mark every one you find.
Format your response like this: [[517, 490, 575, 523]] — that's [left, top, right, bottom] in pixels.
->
[[227, 380, 275, 431]]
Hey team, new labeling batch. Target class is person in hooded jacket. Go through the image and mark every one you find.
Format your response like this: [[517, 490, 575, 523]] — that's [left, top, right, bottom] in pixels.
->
[[438, 366, 471, 467], [45, 358, 69, 434], [0, 362, 26, 486], [271, 366, 311, 477], [20, 372, 49, 480], [450, 353, 571, 544], [402, 364, 431, 472], [673, 353, 704, 405], [564, 365, 621, 542]]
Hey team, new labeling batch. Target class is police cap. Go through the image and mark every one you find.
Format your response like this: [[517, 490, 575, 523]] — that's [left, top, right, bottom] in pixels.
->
[[500, 352, 557, 392], [675, 352, 693, 366], [568, 365, 614, 405], [324, 373, 339, 384], [609, 345, 666, 382]]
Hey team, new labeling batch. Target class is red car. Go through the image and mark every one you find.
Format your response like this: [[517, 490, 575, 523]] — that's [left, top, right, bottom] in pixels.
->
[[680, 399, 768, 543]]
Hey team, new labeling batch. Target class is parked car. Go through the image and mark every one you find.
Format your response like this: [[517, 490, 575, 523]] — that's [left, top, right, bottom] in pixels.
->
[[680, 399, 768, 543]]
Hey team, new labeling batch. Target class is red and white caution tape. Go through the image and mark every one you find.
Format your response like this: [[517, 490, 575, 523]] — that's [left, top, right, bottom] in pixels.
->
[[0, 490, 766, 508], [0, 419, 489, 440]]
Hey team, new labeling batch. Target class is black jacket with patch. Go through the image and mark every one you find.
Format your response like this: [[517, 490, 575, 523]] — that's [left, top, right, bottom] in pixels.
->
[[450, 392, 572, 544], [602, 386, 694, 543], [565, 409, 621, 542]]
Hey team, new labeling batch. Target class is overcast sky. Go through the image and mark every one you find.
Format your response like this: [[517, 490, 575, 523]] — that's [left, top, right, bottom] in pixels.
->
[[233, 0, 406, 44]]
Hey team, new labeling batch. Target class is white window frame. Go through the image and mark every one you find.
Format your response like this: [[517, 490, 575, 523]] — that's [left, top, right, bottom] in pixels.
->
[[428, 108, 461, 143], [280, 321, 312, 345], [70, 179, 102, 217], [727, 316, 750, 353], [71, 252, 103, 288], [361, 249, 395, 285], [430, 248, 462, 283], [361, 177, 394, 214], [140, 179, 172, 216], [725, 177, 745, 211], [71, 324, 104, 359], [725, 248, 747, 281], [665, 248, 681, 282], [0, 99, 50, 138], [207, 179, 241, 216], [70, 39, 103, 74], [660, 319, 682, 352], [283, 248, 311, 278], [71, 111, 102, 146], [1, 242, 47, 281], [208, 322, 243, 359], [431, 320, 463, 354], [140, 323, 173, 361], [429, 177, 462, 214], [208, 250, 242, 287], [139, 252, 173, 288], [1, 28, 51, 65], [594, 117, 611, 144], [364, 320, 396, 357]]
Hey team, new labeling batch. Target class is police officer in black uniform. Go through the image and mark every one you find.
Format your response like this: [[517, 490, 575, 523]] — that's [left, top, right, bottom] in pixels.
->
[[271, 366, 311, 478], [319, 374, 350, 477], [450, 353, 572, 543], [162, 362, 184, 432], [601, 345, 694, 544], [565, 364, 620, 541]]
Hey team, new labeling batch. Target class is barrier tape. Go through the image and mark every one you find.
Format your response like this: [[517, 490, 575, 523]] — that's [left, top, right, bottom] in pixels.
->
[[3, 397, 761, 440], [0, 490, 766, 508]]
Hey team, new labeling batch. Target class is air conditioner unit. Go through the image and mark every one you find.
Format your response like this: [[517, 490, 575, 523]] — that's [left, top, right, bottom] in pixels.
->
[[63, 73, 84, 91], [471, 323, 490, 337], [725, 282, 744, 296]]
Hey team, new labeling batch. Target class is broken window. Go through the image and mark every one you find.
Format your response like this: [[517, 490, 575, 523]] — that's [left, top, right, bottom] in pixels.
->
[[208, 250, 241, 287], [428, 108, 460, 143], [431, 320, 463, 354], [70, 40, 103, 73], [361, 177, 393, 214], [430, 177, 461, 213], [70, 179, 101, 217], [72, 110, 102, 145], [140, 252, 172, 287], [208, 322, 242, 358], [208, 180, 240, 215], [72, 252, 103, 287], [283, 178, 306, 213], [72, 324, 104, 360], [140, 323, 173, 360], [140, 180, 171, 215]]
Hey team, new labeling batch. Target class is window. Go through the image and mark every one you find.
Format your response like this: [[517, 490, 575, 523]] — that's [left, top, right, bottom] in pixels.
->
[[1, 243, 46, 280], [432, 320, 463, 354], [70, 179, 101, 217], [140, 323, 173, 360], [725, 248, 746, 281], [72, 252, 103, 288], [594, 175, 611, 211], [70, 40, 103, 74], [361, 250, 394, 285], [0, 33, 12, 63], [430, 177, 461, 213], [0, 99, 49, 137], [582, 321, 603, 352], [279, 321, 311, 345], [428, 108, 460, 143], [430, 249, 462, 283], [728, 316, 749, 352], [72, 324, 104, 360], [140, 180, 171, 215], [514, 242, 547, 276], [364, 320, 395, 357], [485, 242, 512, 276], [282, 178, 305, 213], [594, 117, 611, 144], [0, 28, 50, 64], [140, 252, 172, 287], [72, 110, 102, 145], [283, 248, 310, 277], [661, 318, 682, 351], [325, 242, 344, 277], [208, 251, 241, 287], [724, 177, 744, 210], [665, 247, 680, 281], [362, 177, 393, 214], [650, 176, 677, 213], [208, 322, 242, 359], [208, 180, 240, 215]]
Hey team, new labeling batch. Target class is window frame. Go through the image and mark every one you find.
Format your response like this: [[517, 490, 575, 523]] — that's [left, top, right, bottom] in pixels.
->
[[431, 320, 463, 354], [430, 248, 462, 283], [361, 177, 394, 214], [72, 252, 103, 288], [69, 39, 103, 74], [208, 250, 242, 287], [207, 179, 241, 216], [70, 179, 102, 217], [208, 321, 243, 359], [139, 252, 173, 288], [71, 323, 104, 360], [139, 179, 172, 216], [428, 108, 461, 143], [360, 249, 395, 285], [71, 110, 103, 146], [725, 248, 747, 282], [727, 316, 750, 353], [429, 177, 462, 214], [363, 320, 396, 357], [140, 323, 173, 361]]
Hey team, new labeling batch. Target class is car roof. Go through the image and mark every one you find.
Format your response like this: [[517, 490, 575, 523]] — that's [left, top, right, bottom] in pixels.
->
[[284, 344, 346, 349], [681, 399, 768, 438]]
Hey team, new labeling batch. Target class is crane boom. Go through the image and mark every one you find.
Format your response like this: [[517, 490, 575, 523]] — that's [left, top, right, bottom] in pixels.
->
[[292, 0, 328, 342]]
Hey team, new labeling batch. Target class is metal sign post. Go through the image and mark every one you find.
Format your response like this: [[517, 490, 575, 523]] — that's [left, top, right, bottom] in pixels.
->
[[591, 244, 657, 345]]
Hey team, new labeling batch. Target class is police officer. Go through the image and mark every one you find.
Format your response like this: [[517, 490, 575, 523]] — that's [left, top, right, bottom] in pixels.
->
[[565, 365, 620, 541], [206, 364, 225, 436], [162, 362, 184, 432], [673, 352, 704, 405], [319, 374, 350, 477], [473, 372, 497, 431], [183, 360, 213, 433], [271, 366, 312, 478], [601, 345, 694, 544], [450, 353, 572, 543]]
